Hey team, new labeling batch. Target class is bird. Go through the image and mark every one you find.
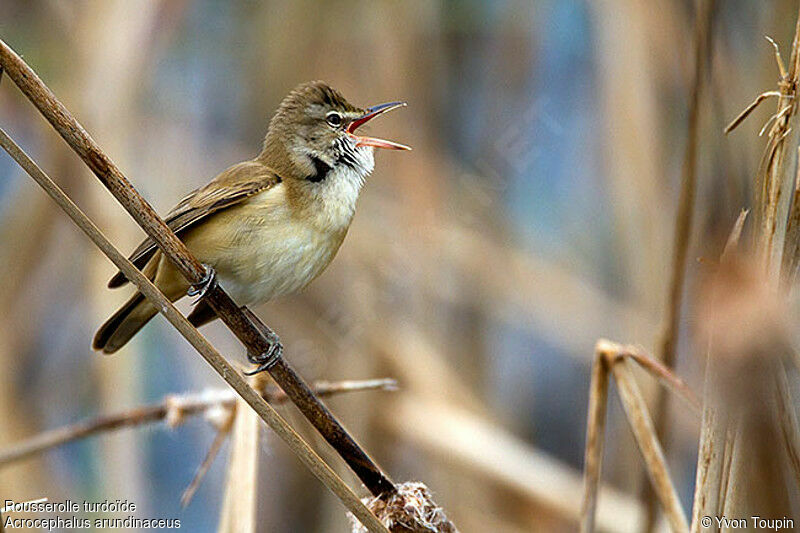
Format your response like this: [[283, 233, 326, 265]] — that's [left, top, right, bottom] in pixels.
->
[[93, 81, 409, 354]]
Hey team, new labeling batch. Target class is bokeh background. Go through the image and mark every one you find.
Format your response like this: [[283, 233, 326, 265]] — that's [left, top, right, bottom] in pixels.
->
[[0, 1, 796, 531]]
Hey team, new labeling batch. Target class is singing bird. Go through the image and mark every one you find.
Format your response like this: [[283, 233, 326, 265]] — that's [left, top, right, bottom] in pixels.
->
[[93, 81, 409, 354]]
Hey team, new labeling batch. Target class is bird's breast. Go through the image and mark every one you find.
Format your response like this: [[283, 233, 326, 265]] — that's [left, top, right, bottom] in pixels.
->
[[184, 186, 349, 305]]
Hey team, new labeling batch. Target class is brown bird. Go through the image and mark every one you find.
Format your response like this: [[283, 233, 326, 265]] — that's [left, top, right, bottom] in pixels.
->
[[93, 81, 409, 353]]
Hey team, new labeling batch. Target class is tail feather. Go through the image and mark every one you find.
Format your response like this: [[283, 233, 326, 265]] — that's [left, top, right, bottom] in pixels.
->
[[92, 293, 157, 354]]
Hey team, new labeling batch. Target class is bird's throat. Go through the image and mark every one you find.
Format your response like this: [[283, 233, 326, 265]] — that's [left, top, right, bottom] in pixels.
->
[[307, 156, 332, 182]]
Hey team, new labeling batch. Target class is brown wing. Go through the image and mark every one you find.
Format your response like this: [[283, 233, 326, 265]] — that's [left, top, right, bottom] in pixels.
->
[[107, 160, 281, 288]]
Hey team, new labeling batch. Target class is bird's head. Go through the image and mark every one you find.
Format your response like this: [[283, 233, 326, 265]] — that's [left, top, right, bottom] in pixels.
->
[[259, 81, 409, 185]]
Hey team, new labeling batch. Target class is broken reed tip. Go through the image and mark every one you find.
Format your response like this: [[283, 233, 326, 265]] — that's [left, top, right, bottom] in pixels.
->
[[350, 482, 458, 533]]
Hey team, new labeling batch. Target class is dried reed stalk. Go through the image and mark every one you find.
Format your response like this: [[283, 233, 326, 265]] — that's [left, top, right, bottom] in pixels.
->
[[691, 9, 800, 524], [217, 397, 259, 533], [644, 1, 716, 530], [181, 410, 235, 508], [0, 128, 388, 533], [386, 395, 645, 533], [0, 379, 396, 467], [756, 9, 800, 275], [581, 340, 692, 533], [608, 358, 686, 532], [580, 350, 610, 533], [0, 36, 394, 499], [690, 259, 800, 531]]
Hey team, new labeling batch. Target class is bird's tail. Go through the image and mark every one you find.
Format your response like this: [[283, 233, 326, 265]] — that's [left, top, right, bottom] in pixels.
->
[[92, 292, 157, 354]]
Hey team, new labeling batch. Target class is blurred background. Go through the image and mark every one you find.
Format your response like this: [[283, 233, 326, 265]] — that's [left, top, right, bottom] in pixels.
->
[[0, 1, 797, 531]]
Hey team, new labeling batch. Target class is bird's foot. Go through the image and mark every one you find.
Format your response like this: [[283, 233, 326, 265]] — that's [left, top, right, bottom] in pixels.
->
[[244, 332, 283, 375], [187, 264, 217, 301]]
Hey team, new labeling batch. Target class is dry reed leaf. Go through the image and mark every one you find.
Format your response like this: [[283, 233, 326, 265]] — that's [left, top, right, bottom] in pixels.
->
[[721, 209, 749, 262], [725, 91, 782, 134], [582, 340, 690, 533]]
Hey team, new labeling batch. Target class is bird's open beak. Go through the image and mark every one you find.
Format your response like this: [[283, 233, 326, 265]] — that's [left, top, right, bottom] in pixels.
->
[[347, 102, 411, 150]]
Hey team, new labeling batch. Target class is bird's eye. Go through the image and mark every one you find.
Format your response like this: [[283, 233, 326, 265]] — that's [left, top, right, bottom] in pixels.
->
[[325, 111, 343, 127]]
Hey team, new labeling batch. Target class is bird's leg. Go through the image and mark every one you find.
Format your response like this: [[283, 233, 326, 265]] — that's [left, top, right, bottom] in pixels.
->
[[187, 264, 217, 301], [241, 307, 284, 375], [186, 270, 283, 374], [244, 339, 283, 375]]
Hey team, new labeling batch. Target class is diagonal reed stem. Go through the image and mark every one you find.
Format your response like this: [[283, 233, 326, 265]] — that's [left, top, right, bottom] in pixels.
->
[[0, 127, 389, 533], [610, 358, 688, 533], [0, 36, 395, 499]]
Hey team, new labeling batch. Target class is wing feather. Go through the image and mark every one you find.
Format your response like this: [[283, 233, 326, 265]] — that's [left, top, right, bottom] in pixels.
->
[[107, 160, 280, 288]]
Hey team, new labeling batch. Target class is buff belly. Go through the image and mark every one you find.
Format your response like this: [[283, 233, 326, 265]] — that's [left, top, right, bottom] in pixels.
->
[[178, 192, 347, 306]]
